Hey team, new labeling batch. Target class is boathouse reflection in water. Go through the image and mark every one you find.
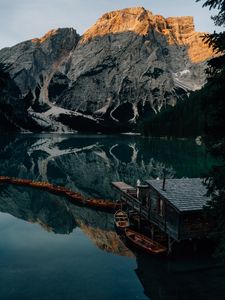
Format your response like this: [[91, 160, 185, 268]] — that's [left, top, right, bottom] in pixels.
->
[[0, 184, 225, 300], [136, 253, 225, 300], [0, 134, 221, 299]]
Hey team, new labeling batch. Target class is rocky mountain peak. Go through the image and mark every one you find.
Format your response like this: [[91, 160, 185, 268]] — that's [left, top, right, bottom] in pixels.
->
[[31, 29, 59, 44], [30, 27, 79, 51], [82, 7, 214, 63], [165, 16, 195, 37], [162, 16, 213, 63], [82, 7, 154, 42], [0, 8, 217, 133]]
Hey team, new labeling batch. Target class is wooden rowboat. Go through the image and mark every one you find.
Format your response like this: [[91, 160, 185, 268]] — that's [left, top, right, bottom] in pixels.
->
[[0, 176, 11, 183], [86, 199, 121, 211], [125, 228, 167, 255], [0, 176, 122, 212], [114, 210, 130, 229]]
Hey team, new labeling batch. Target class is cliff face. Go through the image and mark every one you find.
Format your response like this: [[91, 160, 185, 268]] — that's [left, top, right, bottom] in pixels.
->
[[0, 28, 78, 99], [0, 7, 215, 132], [81, 9, 212, 64], [0, 28, 79, 131]]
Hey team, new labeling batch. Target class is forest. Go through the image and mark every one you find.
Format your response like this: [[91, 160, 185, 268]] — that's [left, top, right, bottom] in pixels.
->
[[143, 0, 225, 259]]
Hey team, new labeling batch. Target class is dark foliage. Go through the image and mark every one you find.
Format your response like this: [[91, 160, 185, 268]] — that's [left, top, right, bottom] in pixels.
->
[[141, 90, 206, 138], [141, 0, 225, 259], [197, 0, 225, 260], [196, 0, 225, 26]]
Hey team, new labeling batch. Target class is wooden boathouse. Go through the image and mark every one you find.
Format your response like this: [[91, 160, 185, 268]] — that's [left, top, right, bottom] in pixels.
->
[[112, 178, 211, 245]]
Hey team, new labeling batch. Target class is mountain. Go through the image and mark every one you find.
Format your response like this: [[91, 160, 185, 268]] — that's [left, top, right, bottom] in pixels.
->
[[0, 28, 79, 131], [0, 7, 215, 132]]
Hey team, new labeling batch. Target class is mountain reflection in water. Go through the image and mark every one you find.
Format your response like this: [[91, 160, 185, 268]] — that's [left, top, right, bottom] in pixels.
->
[[0, 133, 214, 199], [0, 184, 133, 257], [0, 134, 222, 300]]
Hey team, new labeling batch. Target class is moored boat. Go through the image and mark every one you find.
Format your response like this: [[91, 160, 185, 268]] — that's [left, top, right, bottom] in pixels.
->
[[125, 228, 167, 255], [0, 176, 122, 212], [86, 198, 121, 211], [0, 176, 11, 183], [114, 210, 130, 229]]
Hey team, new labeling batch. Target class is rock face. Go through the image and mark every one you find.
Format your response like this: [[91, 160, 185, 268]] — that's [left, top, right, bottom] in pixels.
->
[[0, 7, 215, 132], [0, 28, 79, 131]]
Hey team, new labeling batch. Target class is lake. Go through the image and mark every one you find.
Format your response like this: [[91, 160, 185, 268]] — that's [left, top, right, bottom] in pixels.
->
[[0, 134, 224, 300]]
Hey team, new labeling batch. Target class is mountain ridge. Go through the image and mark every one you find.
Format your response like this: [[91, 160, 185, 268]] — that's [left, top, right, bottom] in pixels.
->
[[0, 7, 215, 132]]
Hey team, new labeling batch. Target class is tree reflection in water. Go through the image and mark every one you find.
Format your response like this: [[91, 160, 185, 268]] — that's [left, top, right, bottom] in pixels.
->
[[0, 133, 220, 300]]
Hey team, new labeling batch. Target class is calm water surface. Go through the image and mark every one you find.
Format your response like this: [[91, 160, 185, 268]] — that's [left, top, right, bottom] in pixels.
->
[[0, 134, 224, 300]]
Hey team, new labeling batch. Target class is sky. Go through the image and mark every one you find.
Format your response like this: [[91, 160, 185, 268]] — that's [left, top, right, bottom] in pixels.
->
[[0, 0, 220, 49]]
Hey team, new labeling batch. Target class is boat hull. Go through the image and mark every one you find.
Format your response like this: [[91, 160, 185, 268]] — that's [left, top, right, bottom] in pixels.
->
[[125, 228, 167, 255]]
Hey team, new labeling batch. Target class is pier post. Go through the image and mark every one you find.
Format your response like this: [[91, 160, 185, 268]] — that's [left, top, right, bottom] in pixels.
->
[[167, 236, 174, 255]]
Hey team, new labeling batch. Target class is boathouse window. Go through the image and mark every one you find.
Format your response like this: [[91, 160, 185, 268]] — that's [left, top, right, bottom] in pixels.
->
[[166, 205, 179, 230], [157, 196, 164, 217], [159, 198, 164, 217], [150, 189, 158, 212], [137, 186, 150, 208]]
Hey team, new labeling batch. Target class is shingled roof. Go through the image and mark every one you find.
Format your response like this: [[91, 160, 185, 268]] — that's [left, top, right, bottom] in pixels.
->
[[145, 178, 209, 212]]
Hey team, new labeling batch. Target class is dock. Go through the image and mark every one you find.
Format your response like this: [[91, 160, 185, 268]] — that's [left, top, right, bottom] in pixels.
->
[[112, 178, 212, 252]]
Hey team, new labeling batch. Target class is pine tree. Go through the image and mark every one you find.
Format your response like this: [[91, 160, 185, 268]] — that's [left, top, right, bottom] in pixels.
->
[[197, 0, 225, 259]]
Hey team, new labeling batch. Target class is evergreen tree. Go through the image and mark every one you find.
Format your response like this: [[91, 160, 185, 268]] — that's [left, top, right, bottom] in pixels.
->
[[141, 90, 206, 138], [197, 0, 225, 259]]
